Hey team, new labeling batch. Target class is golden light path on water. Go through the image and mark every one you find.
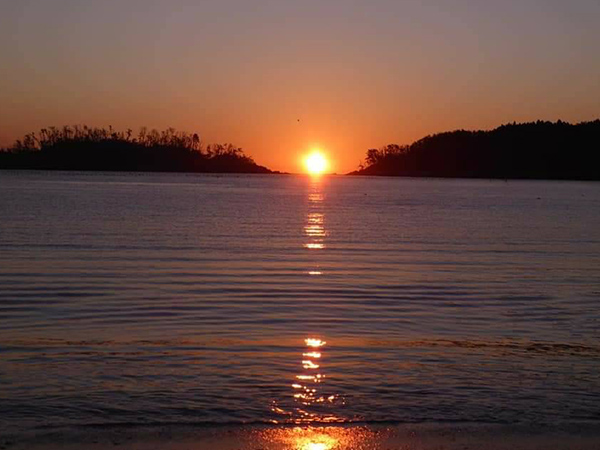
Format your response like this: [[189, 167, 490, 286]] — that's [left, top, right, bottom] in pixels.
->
[[255, 426, 377, 450], [304, 178, 326, 275], [259, 340, 379, 449], [304, 212, 325, 251], [271, 337, 344, 427], [305, 338, 326, 348], [264, 178, 366, 450]]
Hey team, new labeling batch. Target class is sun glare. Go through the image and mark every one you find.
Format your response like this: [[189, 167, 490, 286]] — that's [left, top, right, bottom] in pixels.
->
[[304, 151, 329, 175]]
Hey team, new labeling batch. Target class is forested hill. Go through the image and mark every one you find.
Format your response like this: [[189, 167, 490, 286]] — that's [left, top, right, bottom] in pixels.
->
[[0, 126, 273, 174], [350, 120, 600, 180]]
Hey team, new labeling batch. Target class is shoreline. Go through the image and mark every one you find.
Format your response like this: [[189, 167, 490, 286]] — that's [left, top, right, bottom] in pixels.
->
[[4, 422, 600, 450], [3, 168, 600, 182]]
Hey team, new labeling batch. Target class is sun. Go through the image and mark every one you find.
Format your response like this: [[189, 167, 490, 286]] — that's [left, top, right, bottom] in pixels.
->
[[304, 150, 329, 175]]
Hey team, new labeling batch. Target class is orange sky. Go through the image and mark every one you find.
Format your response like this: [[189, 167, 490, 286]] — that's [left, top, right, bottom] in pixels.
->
[[1, 1, 599, 173]]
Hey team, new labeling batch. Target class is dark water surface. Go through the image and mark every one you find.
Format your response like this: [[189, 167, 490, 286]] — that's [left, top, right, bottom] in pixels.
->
[[1, 171, 599, 432]]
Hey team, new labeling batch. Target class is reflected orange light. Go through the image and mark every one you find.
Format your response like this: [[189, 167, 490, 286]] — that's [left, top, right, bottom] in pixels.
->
[[256, 426, 376, 450], [271, 337, 339, 425], [304, 442, 330, 450], [305, 338, 326, 348], [302, 360, 320, 369], [296, 374, 321, 381], [292, 428, 339, 450], [307, 213, 323, 223], [304, 225, 325, 236], [304, 243, 324, 249]]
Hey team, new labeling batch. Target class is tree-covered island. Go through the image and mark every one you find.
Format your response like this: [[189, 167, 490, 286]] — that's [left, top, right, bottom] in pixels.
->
[[350, 120, 599, 180]]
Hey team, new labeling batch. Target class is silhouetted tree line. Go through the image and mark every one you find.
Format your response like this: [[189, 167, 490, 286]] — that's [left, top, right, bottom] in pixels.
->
[[351, 120, 600, 180], [0, 125, 272, 173]]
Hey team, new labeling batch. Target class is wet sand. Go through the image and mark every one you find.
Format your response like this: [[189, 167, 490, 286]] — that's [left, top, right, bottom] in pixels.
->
[[3, 423, 599, 450]]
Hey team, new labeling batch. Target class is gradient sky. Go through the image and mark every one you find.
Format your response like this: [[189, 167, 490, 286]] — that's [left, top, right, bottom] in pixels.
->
[[1, 0, 599, 173]]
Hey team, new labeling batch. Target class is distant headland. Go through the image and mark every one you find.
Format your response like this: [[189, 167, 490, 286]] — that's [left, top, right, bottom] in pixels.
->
[[0, 126, 274, 174], [350, 120, 600, 181]]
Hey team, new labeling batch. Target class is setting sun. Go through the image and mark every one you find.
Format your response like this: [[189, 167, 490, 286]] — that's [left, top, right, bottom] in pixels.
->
[[304, 151, 329, 175]]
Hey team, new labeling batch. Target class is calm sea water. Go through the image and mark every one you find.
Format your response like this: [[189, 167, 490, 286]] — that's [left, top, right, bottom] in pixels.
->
[[0, 171, 599, 432]]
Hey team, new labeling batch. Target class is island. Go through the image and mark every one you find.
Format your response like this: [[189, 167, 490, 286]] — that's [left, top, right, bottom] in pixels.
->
[[0, 126, 274, 174], [349, 120, 600, 180]]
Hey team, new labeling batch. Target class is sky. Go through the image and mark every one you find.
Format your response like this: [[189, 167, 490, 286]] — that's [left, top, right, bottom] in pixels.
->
[[1, 0, 599, 173]]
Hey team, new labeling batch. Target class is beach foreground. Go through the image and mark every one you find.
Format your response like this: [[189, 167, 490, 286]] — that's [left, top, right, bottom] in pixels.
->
[[3, 424, 599, 450]]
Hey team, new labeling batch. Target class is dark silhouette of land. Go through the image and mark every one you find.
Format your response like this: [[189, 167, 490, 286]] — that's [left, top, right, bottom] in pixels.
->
[[3, 121, 599, 178], [349, 120, 600, 180], [0, 126, 273, 173]]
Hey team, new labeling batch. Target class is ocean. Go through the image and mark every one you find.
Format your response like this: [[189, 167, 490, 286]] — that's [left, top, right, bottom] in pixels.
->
[[1, 171, 599, 439]]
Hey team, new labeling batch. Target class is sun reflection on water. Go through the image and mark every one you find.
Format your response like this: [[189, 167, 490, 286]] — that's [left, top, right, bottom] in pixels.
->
[[305, 443, 328, 450], [271, 337, 344, 425], [296, 432, 337, 450], [256, 426, 377, 450], [304, 180, 327, 259], [305, 338, 326, 348], [304, 213, 326, 248], [305, 243, 325, 250]]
